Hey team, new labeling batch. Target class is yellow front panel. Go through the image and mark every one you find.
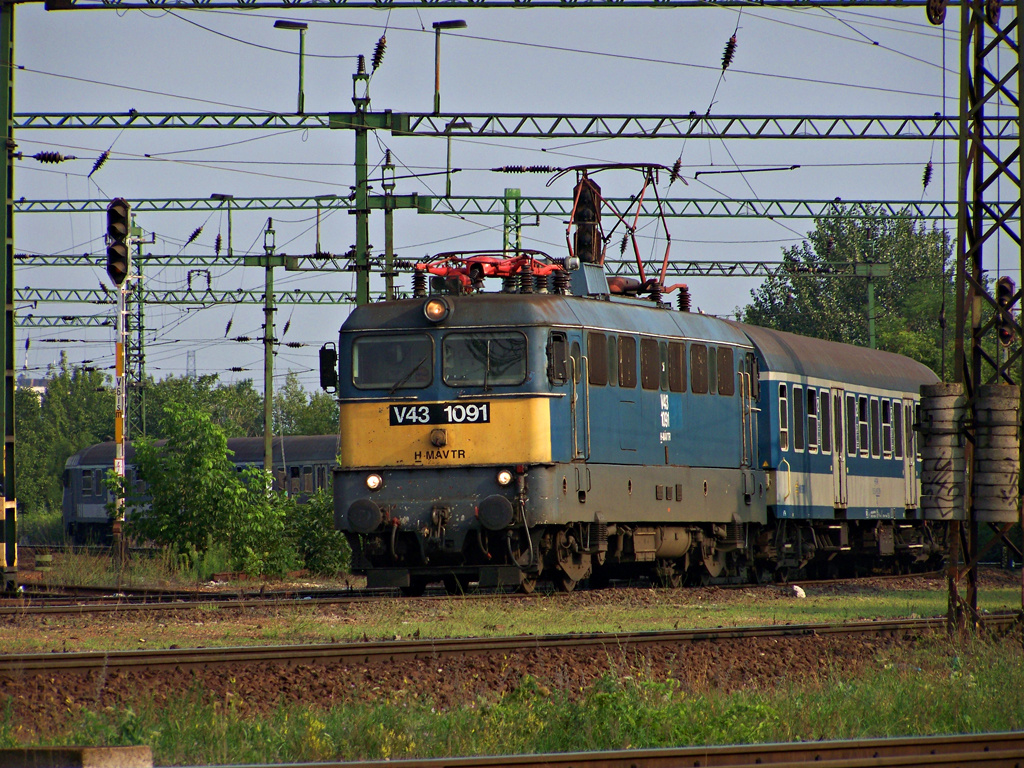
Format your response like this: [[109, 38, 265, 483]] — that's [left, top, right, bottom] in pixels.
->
[[339, 398, 552, 468]]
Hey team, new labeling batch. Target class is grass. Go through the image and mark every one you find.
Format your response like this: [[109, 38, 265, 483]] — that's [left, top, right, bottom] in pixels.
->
[[1, 632, 1021, 765], [15, 508, 64, 545]]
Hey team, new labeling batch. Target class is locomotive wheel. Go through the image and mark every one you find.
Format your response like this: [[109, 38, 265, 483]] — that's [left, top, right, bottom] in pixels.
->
[[400, 577, 428, 597], [701, 546, 725, 579], [519, 575, 539, 594], [656, 560, 683, 589], [554, 571, 578, 593], [554, 528, 592, 586]]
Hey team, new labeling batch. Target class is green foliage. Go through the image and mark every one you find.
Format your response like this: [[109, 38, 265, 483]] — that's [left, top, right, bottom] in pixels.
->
[[741, 208, 954, 376], [283, 488, 350, 575], [145, 374, 262, 438], [274, 372, 339, 436]]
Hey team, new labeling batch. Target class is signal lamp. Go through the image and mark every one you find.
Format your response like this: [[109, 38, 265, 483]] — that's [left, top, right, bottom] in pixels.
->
[[423, 297, 452, 323], [105, 198, 131, 286], [995, 276, 1017, 347]]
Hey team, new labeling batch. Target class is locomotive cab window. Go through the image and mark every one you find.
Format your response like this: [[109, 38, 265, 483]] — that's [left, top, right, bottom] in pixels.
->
[[793, 385, 805, 451], [640, 338, 660, 390], [353, 334, 433, 390], [443, 331, 527, 387], [894, 401, 904, 460], [778, 383, 789, 451], [547, 332, 568, 385], [691, 344, 708, 394], [588, 333, 608, 386], [618, 336, 637, 388], [717, 347, 735, 396]]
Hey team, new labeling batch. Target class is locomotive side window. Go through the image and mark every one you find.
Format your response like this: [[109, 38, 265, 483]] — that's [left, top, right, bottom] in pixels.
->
[[618, 336, 637, 388], [668, 342, 686, 393], [547, 332, 568, 385], [807, 389, 819, 453], [778, 383, 789, 451], [869, 398, 881, 458], [571, 341, 583, 384], [707, 347, 718, 395], [793, 385, 805, 451], [882, 400, 893, 458], [659, 342, 670, 391], [444, 332, 527, 387], [846, 394, 857, 456], [587, 333, 608, 386], [717, 347, 735, 396], [858, 396, 870, 457], [353, 334, 433, 390], [640, 338, 660, 390], [606, 336, 617, 387], [690, 344, 708, 394], [894, 401, 904, 459]]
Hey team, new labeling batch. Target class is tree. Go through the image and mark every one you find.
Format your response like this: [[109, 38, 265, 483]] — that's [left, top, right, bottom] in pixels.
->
[[14, 387, 48, 514], [274, 372, 339, 435], [145, 374, 262, 439], [741, 207, 954, 376]]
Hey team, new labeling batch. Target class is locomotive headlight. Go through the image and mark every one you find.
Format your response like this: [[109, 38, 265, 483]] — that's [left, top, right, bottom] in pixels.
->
[[496, 469, 514, 486], [423, 297, 452, 323], [366, 473, 383, 491]]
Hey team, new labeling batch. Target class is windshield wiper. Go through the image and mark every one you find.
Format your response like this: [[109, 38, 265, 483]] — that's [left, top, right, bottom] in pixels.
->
[[483, 340, 491, 392], [388, 356, 428, 396]]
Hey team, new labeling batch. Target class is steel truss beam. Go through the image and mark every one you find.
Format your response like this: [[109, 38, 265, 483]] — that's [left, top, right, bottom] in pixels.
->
[[16, 287, 360, 305], [14, 112, 1019, 140], [37, 0, 955, 9], [16, 314, 112, 328], [13, 196, 975, 220]]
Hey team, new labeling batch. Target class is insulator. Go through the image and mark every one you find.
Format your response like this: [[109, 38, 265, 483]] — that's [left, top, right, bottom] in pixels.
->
[[620, 234, 628, 256], [492, 165, 556, 174], [649, 281, 663, 305], [372, 35, 387, 72], [88, 150, 109, 178], [33, 151, 68, 164], [229, 366, 246, 372], [232, 336, 252, 343], [357, 54, 366, 74], [669, 157, 683, 187], [721, 34, 737, 71], [285, 342, 305, 348], [214, 233, 222, 256], [412, 269, 427, 298], [185, 226, 203, 246], [502, 275, 518, 293], [926, 0, 947, 24], [922, 161, 933, 191], [677, 286, 691, 312], [535, 274, 549, 294], [283, 319, 291, 336], [520, 260, 534, 294], [225, 319, 233, 337], [553, 269, 571, 295], [24, 337, 29, 351]]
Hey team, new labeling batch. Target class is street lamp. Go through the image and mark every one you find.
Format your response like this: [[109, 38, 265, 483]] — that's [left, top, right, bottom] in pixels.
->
[[444, 120, 472, 197], [313, 194, 337, 256], [210, 193, 234, 257], [432, 20, 466, 115], [274, 20, 309, 114]]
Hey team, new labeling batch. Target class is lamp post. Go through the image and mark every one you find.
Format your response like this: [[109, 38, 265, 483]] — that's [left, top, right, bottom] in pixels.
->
[[274, 20, 308, 114], [210, 193, 234, 257], [313, 194, 336, 256], [444, 120, 472, 197], [432, 20, 466, 115]]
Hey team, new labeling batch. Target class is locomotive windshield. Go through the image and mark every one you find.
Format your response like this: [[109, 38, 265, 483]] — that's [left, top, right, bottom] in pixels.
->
[[443, 331, 527, 387], [352, 334, 433, 390]]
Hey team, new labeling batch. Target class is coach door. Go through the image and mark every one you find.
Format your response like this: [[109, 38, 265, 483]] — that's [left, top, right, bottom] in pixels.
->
[[831, 387, 848, 507], [902, 400, 918, 508]]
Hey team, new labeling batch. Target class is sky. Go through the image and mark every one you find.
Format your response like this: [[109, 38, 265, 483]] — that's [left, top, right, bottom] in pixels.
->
[[11, 1, 1015, 391]]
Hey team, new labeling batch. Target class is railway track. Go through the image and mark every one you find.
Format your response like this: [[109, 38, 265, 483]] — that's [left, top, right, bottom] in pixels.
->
[[1, 613, 1017, 676], [198, 732, 1024, 768]]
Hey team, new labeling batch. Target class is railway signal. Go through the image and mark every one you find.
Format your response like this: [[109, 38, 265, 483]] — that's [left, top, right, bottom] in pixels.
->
[[995, 276, 1016, 347], [105, 198, 131, 286]]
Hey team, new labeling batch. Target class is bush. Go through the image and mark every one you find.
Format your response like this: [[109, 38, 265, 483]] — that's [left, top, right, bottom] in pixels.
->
[[284, 488, 350, 576]]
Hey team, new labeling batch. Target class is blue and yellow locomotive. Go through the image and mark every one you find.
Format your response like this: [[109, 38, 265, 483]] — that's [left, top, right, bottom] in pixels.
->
[[323, 253, 944, 594]]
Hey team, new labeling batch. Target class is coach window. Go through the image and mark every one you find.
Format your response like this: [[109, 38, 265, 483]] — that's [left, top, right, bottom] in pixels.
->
[[619, 336, 637, 388], [668, 341, 686, 393], [640, 338, 660, 390], [793, 385, 805, 451], [588, 332, 608, 386], [606, 335, 617, 387], [869, 398, 881, 457], [82, 470, 93, 496], [444, 332, 527, 387], [858, 396, 870, 457], [807, 389, 819, 453], [316, 466, 327, 489], [820, 391, 832, 454], [303, 466, 314, 493], [894, 401, 904, 460], [691, 344, 708, 394], [547, 332, 568, 385], [274, 469, 286, 491], [846, 394, 858, 456], [95, 469, 105, 496], [778, 384, 790, 451], [717, 347, 735, 396], [353, 333, 433, 390], [882, 400, 893, 457]]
